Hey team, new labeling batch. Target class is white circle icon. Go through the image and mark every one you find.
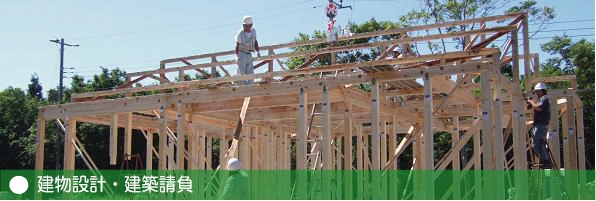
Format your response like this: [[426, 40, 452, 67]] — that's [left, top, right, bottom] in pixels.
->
[[9, 176, 29, 195]]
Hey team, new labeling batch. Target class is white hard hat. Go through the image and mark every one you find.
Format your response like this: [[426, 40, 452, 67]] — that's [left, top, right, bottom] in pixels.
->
[[242, 16, 253, 25], [227, 158, 242, 170], [534, 82, 547, 90]]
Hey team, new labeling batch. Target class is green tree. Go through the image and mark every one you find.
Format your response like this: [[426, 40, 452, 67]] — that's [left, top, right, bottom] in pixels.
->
[[0, 87, 44, 169], [27, 73, 43, 100], [402, 0, 554, 51]]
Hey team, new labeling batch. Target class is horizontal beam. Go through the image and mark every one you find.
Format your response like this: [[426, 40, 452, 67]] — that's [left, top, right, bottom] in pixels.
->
[[74, 49, 498, 100], [127, 26, 508, 77], [41, 61, 492, 119], [532, 75, 576, 83], [158, 13, 521, 65]]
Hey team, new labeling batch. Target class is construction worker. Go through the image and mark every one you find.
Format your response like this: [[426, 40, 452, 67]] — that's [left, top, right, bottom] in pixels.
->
[[220, 158, 249, 199], [525, 82, 552, 168], [235, 16, 260, 85]]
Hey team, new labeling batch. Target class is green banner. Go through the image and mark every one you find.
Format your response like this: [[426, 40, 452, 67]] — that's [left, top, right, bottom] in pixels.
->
[[1, 170, 594, 200]]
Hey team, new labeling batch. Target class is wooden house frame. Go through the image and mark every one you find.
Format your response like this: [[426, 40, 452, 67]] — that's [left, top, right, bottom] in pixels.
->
[[34, 12, 586, 199]]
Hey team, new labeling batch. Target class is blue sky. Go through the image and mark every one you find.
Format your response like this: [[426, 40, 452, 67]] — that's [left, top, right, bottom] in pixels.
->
[[0, 0, 594, 93]]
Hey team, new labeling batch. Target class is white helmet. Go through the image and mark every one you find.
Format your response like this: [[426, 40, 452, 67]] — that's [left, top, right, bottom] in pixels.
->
[[242, 16, 253, 25], [534, 82, 547, 90], [227, 158, 242, 170]]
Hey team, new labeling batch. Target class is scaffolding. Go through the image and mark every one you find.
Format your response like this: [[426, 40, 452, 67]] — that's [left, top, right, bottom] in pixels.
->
[[34, 12, 587, 199]]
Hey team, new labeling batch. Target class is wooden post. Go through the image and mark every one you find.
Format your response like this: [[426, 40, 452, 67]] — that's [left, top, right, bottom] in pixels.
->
[[561, 106, 570, 168], [576, 98, 587, 199], [381, 121, 388, 170], [322, 86, 332, 199], [206, 135, 212, 169], [64, 117, 76, 170], [344, 102, 353, 170], [371, 79, 381, 170], [146, 130, 154, 170], [221, 129, 229, 167], [548, 98, 560, 168], [390, 117, 398, 170], [474, 107, 482, 199], [176, 98, 186, 170], [421, 73, 434, 199], [481, 70, 494, 169], [211, 56, 217, 77], [522, 14, 532, 92], [268, 49, 274, 81], [35, 114, 45, 199], [532, 54, 540, 79], [110, 113, 119, 165], [298, 89, 308, 170], [356, 124, 363, 198], [389, 116, 398, 199], [493, 70, 505, 170], [492, 69, 505, 200], [422, 74, 434, 170], [566, 95, 577, 170], [199, 130, 207, 170], [125, 113, 132, 160], [35, 116, 46, 170], [63, 116, 76, 200], [159, 106, 167, 170], [549, 98, 562, 199], [511, 30, 528, 170], [371, 79, 382, 199], [480, 70, 494, 198], [565, 94, 578, 199], [297, 88, 308, 199], [452, 116, 461, 199]]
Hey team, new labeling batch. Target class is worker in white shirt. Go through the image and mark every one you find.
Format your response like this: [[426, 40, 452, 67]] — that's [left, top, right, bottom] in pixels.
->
[[235, 16, 260, 85]]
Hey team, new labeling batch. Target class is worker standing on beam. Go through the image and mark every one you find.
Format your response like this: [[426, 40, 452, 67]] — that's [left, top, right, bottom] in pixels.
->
[[235, 16, 260, 85], [526, 82, 552, 169]]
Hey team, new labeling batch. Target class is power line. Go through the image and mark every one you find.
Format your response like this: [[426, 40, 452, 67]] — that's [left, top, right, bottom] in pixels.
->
[[70, 0, 315, 41], [529, 18, 595, 25], [81, 6, 314, 46], [537, 27, 594, 33]]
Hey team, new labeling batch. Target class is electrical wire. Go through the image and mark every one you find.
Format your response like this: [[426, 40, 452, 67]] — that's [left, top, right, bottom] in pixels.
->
[[70, 0, 315, 41]]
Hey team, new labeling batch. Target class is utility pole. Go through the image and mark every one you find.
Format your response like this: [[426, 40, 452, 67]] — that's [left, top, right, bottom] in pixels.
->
[[49, 38, 78, 170]]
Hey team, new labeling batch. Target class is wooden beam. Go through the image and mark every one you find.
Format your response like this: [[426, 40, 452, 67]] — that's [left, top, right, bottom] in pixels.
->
[[532, 75, 576, 83], [180, 58, 211, 78], [158, 13, 520, 66], [75, 48, 498, 101], [116, 74, 150, 90]]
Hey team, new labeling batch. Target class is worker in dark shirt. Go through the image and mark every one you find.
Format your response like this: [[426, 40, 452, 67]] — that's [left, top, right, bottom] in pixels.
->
[[526, 82, 552, 168]]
